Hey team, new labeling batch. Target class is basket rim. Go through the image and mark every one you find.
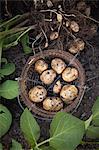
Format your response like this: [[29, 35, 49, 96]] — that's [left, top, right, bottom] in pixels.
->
[[19, 49, 85, 119]]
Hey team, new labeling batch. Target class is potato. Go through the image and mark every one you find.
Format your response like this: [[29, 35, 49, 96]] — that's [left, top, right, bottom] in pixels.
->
[[53, 80, 62, 94], [40, 69, 56, 85], [60, 85, 78, 103], [29, 85, 47, 102], [57, 13, 62, 23], [68, 38, 85, 54], [62, 67, 78, 82], [35, 59, 48, 74], [43, 97, 63, 111], [50, 32, 59, 40], [51, 58, 66, 74], [70, 21, 79, 32]]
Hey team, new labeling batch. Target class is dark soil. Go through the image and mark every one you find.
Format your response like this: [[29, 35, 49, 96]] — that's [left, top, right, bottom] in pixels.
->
[[0, 0, 99, 150]]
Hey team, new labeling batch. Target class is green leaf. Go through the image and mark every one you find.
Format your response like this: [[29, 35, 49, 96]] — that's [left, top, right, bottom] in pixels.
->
[[0, 143, 3, 150], [0, 63, 15, 76], [0, 104, 12, 138], [39, 146, 56, 150], [0, 73, 4, 78], [20, 108, 40, 148], [86, 125, 99, 139], [21, 33, 32, 54], [3, 32, 22, 49], [92, 96, 99, 126], [10, 139, 22, 150], [1, 58, 7, 64], [49, 112, 85, 150], [0, 80, 19, 99]]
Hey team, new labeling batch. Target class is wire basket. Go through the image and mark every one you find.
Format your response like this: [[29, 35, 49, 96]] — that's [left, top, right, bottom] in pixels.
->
[[19, 49, 85, 119]]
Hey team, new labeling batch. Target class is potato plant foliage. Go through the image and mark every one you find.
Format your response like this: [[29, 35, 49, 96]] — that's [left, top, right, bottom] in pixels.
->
[[20, 97, 99, 150], [20, 109, 85, 150], [0, 97, 99, 149], [0, 104, 12, 138]]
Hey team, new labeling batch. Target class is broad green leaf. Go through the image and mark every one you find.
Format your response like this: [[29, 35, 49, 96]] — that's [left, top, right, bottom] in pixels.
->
[[0, 63, 15, 76], [21, 33, 32, 54], [0, 80, 19, 99], [20, 108, 40, 148], [92, 96, 99, 126], [39, 146, 56, 150], [49, 112, 85, 150], [0, 143, 3, 150], [86, 125, 99, 139], [10, 139, 22, 150], [0, 104, 12, 138]]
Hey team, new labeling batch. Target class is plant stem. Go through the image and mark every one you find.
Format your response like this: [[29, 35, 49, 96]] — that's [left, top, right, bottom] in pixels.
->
[[0, 15, 21, 28], [0, 24, 37, 40], [85, 115, 93, 130], [4, 25, 36, 49], [35, 138, 51, 148], [0, 12, 30, 29], [0, 27, 28, 39], [16, 26, 33, 42]]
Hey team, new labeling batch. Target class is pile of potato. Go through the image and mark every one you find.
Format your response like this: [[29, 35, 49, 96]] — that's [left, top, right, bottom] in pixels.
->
[[28, 58, 79, 111]]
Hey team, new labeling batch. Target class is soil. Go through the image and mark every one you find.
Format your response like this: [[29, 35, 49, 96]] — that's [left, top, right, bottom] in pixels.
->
[[0, 0, 99, 150]]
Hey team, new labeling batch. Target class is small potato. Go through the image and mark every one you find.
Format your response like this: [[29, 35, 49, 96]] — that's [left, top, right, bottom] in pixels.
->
[[57, 13, 63, 22], [51, 58, 66, 74], [62, 67, 78, 82], [66, 21, 70, 27], [43, 97, 63, 111], [40, 69, 56, 85], [70, 21, 79, 32], [53, 80, 62, 94], [50, 32, 59, 41], [29, 86, 47, 102], [35, 59, 48, 74], [68, 38, 85, 54], [60, 85, 78, 103]]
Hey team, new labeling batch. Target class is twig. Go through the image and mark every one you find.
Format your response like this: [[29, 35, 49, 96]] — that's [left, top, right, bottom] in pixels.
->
[[40, 26, 48, 48], [40, 9, 57, 15], [62, 25, 76, 39], [59, 10, 76, 18], [44, 19, 52, 22], [5, 0, 12, 17], [85, 41, 95, 57], [58, 21, 62, 33], [14, 19, 30, 28], [17, 95, 24, 110], [38, 46, 45, 59], [72, 86, 86, 114], [47, 75, 61, 91], [32, 32, 42, 55], [68, 52, 79, 66], [87, 76, 99, 82], [71, 10, 99, 24]]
